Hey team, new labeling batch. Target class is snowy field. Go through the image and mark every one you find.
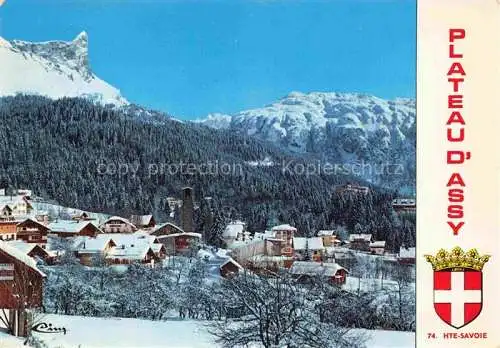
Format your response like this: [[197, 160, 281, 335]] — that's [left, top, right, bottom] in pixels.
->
[[343, 276, 415, 294], [0, 314, 415, 348]]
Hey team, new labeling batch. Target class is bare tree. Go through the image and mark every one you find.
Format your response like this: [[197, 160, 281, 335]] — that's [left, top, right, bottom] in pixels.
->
[[391, 264, 415, 331], [208, 271, 368, 348], [23, 309, 48, 346]]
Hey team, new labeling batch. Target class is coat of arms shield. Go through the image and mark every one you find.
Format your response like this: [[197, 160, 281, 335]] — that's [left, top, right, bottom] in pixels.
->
[[426, 247, 490, 329]]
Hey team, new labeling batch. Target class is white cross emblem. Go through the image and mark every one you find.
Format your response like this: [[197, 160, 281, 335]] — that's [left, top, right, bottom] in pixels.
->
[[434, 272, 481, 328]]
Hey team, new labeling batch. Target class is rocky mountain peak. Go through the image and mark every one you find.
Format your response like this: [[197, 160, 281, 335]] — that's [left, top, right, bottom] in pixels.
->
[[0, 32, 127, 106]]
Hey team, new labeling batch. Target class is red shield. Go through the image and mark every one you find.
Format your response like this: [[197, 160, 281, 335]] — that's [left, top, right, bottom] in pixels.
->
[[433, 268, 483, 329]]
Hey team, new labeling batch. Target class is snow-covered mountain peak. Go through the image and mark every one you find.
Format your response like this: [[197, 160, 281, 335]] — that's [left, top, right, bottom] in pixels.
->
[[74, 31, 89, 44], [195, 113, 232, 128], [10, 32, 92, 81], [0, 36, 12, 49], [0, 32, 127, 106], [198, 91, 416, 187]]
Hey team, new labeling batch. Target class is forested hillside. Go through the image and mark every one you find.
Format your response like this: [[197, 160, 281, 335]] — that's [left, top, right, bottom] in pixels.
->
[[0, 95, 414, 250]]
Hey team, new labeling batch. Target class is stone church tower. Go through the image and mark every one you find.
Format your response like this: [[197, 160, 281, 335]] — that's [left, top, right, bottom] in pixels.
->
[[181, 187, 194, 232]]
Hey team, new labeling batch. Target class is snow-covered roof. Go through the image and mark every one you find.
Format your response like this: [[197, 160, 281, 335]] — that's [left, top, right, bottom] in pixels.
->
[[220, 257, 244, 271], [0, 195, 27, 205], [130, 215, 155, 227], [271, 224, 297, 231], [289, 261, 347, 277], [317, 230, 335, 236], [399, 247, 415, 258], [3, 240, 38, 255], [253, 230, 276, 240], [74, 236, 115, 253], [97, 233, 156, 248], [156, 232, 202, 239], [349, 234, 372, 242], [223, 222, 245, 238], [308, 237, 325, 250], [48, 220, 99, 233], [248, 254, 293, 264], [293, 237, 324, 251], [106, 244, 153, 260], [18, 218, 49, 229], [0, 204, 13, 212], [0, 240, 46, 276], [151, 222, 184, 234], [392, 198, 416, 206], [293, 237, 307, 250], [106, 216, 131, 223], [151, 243, 165, 253], [370, 241, 386, 248], [102, 216, 137, 228]]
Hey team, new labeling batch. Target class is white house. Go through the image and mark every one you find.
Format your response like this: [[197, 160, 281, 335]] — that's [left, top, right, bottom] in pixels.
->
[[369, 241, 386, 255]]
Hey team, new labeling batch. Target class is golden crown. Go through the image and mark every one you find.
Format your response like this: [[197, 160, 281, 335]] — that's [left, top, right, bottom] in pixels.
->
[[424, 246, 490, 271]]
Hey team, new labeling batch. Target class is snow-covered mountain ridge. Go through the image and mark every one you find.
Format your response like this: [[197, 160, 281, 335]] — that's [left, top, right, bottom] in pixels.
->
[[198, 92, 416, 188], [0, 32, 415, 189], [0, 32, 127, 106]]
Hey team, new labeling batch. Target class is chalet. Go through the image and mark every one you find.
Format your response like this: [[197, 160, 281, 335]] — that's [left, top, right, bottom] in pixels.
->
[[103, 232, 160, 246], [47, 220, 102, 238], [317, 230, 341, 247], [0, 241, 45, 337], [245, 254, 294, 274], [369, 241, 386, 255], [292, 237, 325, 261], [150, 222, 184, 237], [100, 232, 165, 264], [0, 192, 33, 218], [334, 183, 369, 195], [106, 244, 157, 266], [150, 243, 167, 259], [0, 221, 18, 241], [71, 212, 94, 221], [101, 216, 137, 234], [289, 261, 348, 285], [397, 246, 416, 265], [70, 232, 166, 266], [16, 219, 51, 246], [73, 236, 117, 266], [348, 234, 372, 251], [219, 258, 244, 278], [0, 205, 14, 221], [392, 198, 416, 214], [4, 240, 51, 264], [130, 215, 156, 229], [156, 232, 202, 256], [271, 224, 296, 256]]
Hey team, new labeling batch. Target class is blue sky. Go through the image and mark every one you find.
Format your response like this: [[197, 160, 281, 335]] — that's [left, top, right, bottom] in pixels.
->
[[0, 0, 415, 119]]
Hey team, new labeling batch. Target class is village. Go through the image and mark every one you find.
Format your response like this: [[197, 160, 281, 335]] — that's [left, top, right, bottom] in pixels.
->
[[0, 186, 416, 340]]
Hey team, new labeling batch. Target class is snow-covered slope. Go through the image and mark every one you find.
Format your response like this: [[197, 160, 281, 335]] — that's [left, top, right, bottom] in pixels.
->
[[199, 92, 416, 188], [0, 314, 414, 348], [0, 32, 127, 106]]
